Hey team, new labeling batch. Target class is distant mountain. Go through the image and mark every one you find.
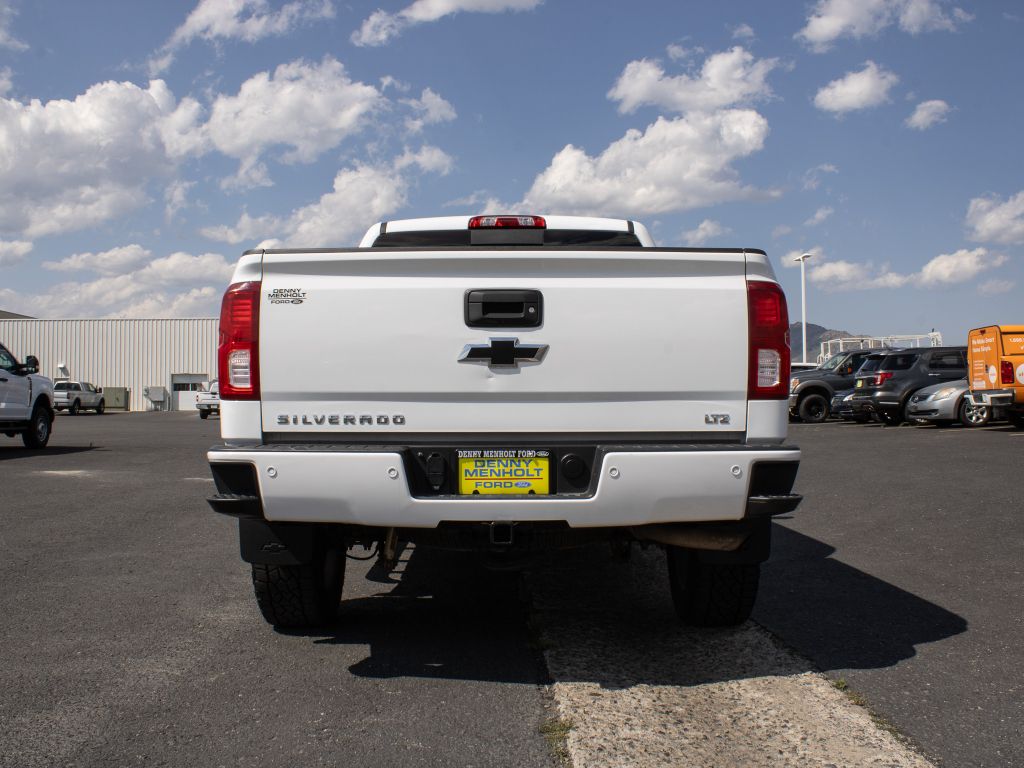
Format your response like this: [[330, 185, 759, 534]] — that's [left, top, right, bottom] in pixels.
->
[[789, 322, 856, 361]]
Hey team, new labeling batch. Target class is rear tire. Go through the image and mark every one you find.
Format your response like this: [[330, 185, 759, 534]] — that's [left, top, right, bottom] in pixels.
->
[[22, 404, 52, 448], [95, 399, 105, 415], [667, 547, 759, 627], [251, 547, 345, 628], [958, 398, 989, 427], [69, 399, 80, 415], [199, 409, 209, 419], [797, 393, 829, 423], [879, 409, 902, 426], [1009, 412, 1024, 430]]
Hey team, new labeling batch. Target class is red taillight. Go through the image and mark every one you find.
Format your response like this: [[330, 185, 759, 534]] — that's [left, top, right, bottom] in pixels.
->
[[747, 281, 790, 400], [874, 371, 894, 386], [468, 215, 546, 229], [1001, 360, 1014, 385], [218, 281, 261, 400]]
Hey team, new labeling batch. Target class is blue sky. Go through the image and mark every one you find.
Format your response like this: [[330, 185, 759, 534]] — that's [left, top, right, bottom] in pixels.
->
[[0, 0, 1021, 344]]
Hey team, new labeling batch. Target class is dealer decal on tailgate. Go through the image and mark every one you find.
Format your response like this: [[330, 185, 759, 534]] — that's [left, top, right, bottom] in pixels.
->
[[457, 449, 550, 495]]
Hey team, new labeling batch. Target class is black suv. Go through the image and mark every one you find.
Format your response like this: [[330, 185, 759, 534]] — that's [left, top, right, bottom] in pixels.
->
[[789, 348, 879, 422], [849, 347, 968, 425]]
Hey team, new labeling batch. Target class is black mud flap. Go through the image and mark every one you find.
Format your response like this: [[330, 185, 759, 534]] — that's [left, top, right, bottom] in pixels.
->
[[238, 519, 316, 565]]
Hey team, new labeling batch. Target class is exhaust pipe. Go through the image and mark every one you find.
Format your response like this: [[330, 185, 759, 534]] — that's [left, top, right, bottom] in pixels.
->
[[630, 523, 749, 551]]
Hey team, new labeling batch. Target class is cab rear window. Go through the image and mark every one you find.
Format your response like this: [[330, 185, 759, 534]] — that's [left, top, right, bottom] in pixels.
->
[[54, 383, 68, 390], [371, 230, 642, 248]]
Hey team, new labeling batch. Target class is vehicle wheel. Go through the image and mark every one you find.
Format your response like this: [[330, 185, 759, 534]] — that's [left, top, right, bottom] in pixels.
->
[[797, 393, 829, 423], [22, 404, 52, 448], [958, 398, 989, 427], [666, 547, 759, 627], [199, 410, 209, 419], [251, 547, 345, 628], [95, 399, 105, 415], [69, 399, 80, 415], [1008, 412, 1024, 430], [879, 409, 902, 426]]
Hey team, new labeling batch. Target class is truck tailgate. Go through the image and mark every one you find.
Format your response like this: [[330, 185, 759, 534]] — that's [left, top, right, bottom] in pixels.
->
[[258, 249, 751, 436]]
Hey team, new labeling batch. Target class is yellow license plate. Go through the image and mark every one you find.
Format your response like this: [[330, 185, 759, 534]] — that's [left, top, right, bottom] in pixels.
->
[[457, 450, 550, 495]]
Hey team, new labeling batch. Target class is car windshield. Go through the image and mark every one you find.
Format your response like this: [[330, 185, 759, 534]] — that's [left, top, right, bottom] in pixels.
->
[[819, 354, 846, 371], [54, 382, 68, 390]]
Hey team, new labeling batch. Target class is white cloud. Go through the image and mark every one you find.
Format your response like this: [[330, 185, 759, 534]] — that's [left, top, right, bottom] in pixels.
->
[[164, 179, 197, 220], [665, 44, 690, 61], [898, 0, 971, 33], [804, 207, 834, 227], [772, 224, 793, 238], [814, 61, 899, 114], [806, 247, 1005, 290], [732, 23, 755, 40], [0, 79, 194, 238], [905, 99, 951, 129], [352, 0, 542, 47], [797, 0, 970, 52], [0, 238, 31, 266], [42, 244, 152, 275], [966, 191, 1024, 245], [0, 0, 26, 51], [917, 247, 1005, 286], [401, 87, 457, 134], [681, 219, 730, 246], [781, 245, 824, 268], [203, 57, 384, 187], [202, 148, 452, 246], [0, 66, 12, 96], [802, 163, 839, 190], [150, 0, 335, 75], [200, 211, 278, 245], [0, 250, 234, 318], [978, 279, 1015, 296], [515, 110, 771, 217], [608, 47, 777, 114]]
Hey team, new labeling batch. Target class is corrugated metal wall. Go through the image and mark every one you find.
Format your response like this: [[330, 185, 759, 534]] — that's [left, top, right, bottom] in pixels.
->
[[0, 318, 217, 412]]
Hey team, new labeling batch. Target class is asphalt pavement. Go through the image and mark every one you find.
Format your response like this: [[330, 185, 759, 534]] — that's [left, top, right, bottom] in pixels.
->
[[0, 412, 1020, 767], [757, 419, 1023, 767]]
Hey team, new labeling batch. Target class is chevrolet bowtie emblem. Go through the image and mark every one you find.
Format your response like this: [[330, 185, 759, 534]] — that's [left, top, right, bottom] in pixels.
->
[[458, 337, 549, 369]]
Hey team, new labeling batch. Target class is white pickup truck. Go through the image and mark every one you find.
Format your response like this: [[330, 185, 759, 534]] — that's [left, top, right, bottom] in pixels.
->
[[206, 215, 801, 629], [0, 341, 54, 448], [195, 381, 220, 419]]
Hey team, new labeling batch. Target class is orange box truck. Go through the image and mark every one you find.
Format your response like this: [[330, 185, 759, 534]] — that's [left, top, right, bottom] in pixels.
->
[[967, 325, 1024, 428]]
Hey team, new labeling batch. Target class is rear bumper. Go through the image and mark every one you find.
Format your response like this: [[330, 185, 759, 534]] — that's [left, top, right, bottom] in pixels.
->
[[970, 389, 1014, 407], [207, 442, 801, 528]]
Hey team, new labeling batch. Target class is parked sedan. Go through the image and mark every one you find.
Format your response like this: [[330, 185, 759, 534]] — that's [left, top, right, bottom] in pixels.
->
[[830, 388, 872, 422], [907, 378, 990, 427]]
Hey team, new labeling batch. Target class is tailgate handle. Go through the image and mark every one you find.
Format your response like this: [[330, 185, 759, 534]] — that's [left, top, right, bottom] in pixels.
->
[[465, 289, 542, 328]]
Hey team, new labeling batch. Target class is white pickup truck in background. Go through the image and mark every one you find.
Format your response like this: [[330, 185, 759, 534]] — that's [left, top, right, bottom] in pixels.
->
[[53, 380, 105, 415], [195, 381, 220, 419], [206, 215, 801, 629]]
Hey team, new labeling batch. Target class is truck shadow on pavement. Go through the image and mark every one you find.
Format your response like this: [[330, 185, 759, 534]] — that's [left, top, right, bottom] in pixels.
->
[[294, 523, 966, 689], [308, 548, 550, 685], [755, 524, 968, 673], [0, 445, 99, 460]]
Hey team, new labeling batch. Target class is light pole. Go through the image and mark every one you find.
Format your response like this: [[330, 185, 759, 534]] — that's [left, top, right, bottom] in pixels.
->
[[794, 252, 814, 364]]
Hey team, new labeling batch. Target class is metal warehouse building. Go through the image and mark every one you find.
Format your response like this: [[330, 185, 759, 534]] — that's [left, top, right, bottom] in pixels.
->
[[0, 318, 217, 412]]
